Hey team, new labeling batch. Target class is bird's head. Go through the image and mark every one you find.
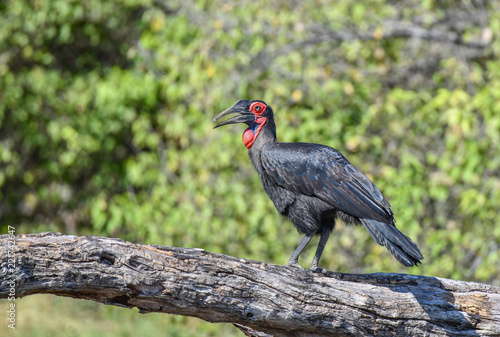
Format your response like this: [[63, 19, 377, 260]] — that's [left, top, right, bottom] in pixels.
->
[[213, 99, 275, 149]]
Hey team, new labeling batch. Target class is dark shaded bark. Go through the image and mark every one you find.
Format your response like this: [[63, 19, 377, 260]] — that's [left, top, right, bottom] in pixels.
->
[[1, 232, 499, 336]]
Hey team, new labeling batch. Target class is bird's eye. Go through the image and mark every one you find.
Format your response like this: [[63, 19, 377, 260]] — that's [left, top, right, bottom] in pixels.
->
[[250, 102, 266, 115]]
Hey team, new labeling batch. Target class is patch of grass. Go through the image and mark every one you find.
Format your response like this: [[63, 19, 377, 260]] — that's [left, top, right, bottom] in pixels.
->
[[0, 295, 240, 337]]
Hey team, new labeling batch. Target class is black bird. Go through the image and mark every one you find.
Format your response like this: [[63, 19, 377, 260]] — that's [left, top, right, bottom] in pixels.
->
[[213, 99, 423, 270]]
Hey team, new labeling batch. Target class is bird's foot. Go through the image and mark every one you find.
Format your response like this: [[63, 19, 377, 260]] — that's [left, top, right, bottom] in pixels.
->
[[286, 261, 305, 270], [310, 267, 327, 274]]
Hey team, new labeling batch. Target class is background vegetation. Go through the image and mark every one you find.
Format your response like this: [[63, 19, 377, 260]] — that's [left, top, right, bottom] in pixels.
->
[[1, 0, 498, 336]]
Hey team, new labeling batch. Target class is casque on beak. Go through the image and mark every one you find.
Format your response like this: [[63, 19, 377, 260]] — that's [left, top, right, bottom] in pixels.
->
[[212, 101, 255, 129]]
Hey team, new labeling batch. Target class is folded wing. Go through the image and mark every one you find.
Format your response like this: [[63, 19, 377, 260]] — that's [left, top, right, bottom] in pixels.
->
[[261, 142, 394, 223]]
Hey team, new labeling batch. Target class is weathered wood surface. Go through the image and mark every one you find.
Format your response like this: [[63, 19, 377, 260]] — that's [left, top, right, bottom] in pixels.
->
[[1, 232, 499, 336]]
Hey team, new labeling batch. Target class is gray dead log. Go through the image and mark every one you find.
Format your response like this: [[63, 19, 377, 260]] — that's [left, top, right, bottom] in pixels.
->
[[0, 232, 499, 336]]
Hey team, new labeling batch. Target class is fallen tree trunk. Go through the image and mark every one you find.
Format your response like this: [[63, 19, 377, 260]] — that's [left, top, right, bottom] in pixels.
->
[[0, 232, 499, 336]]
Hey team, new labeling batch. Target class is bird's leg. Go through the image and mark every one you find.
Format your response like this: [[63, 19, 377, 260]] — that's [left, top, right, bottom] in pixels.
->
[[286, 235, 313, 270], [310, 227, 331, 272]]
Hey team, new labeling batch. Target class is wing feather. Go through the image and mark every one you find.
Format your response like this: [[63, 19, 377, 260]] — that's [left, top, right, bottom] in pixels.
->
[[261, 142, 393, 222]]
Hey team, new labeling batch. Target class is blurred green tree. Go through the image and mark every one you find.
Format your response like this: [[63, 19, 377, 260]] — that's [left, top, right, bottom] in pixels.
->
[[0, 0, 499, 335]]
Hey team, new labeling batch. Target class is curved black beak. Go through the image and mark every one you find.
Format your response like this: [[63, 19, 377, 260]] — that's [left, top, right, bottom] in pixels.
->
[[212, 100, 255, 129]]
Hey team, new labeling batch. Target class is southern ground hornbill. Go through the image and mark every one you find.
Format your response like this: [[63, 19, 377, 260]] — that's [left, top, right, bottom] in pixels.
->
[[213, 99, 423, 270]]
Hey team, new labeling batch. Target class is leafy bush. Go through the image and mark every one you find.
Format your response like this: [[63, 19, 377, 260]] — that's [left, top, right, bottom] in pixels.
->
[[1, 0, 499, 335]]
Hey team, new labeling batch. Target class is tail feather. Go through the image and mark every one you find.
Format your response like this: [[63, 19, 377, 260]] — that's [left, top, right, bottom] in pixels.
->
[[360, 219, 423, 267]]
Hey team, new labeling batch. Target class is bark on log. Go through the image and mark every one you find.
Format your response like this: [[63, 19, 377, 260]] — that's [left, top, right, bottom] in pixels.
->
[[1, 232, 499, 336]]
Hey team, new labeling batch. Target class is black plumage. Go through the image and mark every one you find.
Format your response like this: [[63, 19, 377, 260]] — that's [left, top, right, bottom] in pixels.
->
[[213, 99, 423, 270]]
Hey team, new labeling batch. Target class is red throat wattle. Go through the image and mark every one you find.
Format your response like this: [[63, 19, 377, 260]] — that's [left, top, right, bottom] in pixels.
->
[[242, 117, 267, 149], [242, 129, 255, 149]]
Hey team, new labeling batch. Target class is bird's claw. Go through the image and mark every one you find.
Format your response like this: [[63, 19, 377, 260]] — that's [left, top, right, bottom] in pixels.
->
[[311, 267, 327, 274], [286, 261, 305, 270]]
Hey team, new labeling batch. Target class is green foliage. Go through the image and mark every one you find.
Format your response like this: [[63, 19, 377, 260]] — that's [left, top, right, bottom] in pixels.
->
[[1, 0, 499, 335]]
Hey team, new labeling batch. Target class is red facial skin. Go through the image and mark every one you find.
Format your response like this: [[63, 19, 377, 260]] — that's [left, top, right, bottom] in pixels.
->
[[242, 128, 255, 148], [242, 117, 266, 149], [242, 102, 268, 149]]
